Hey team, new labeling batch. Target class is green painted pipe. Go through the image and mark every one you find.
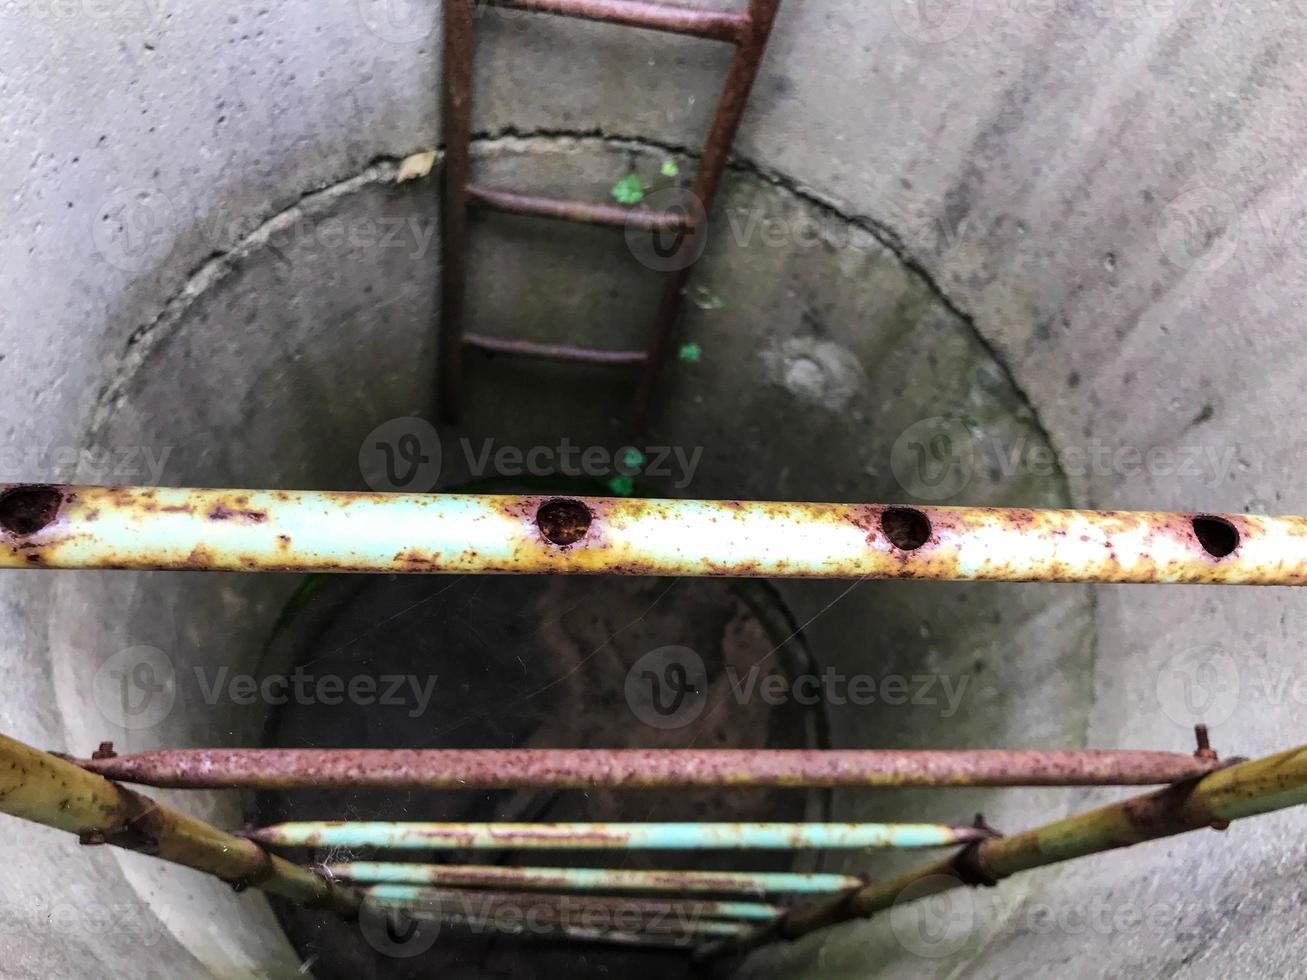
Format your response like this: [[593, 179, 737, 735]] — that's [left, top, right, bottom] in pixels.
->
[[331, 861, 866, 895]]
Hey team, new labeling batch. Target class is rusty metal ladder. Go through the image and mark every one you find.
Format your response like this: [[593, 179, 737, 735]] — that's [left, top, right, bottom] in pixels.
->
[[438, 0, 783, 431]]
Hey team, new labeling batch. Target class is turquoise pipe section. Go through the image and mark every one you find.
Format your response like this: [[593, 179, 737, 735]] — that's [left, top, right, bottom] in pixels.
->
[[254, 820, 988, 850], [331, 861, 865, 894]]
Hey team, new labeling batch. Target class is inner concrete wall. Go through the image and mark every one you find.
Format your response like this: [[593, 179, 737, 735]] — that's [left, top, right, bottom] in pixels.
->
[[2, 1, 1305, 977]]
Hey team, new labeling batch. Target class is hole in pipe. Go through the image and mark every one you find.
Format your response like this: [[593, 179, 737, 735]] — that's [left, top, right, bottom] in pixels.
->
[[1192, 516, 1239, 558], [536, 498, 593, 546], [0, 485, 63, 535], [881, 507, 932, 551]]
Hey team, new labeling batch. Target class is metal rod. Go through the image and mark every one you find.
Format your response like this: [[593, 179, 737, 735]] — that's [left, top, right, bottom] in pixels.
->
[[4, 485, 1304, 585], [248, 821, 994, 850], [544, 924, 739, 947], [464, 333, 648, 366], [502, 0, 748, 43], [330, 861, 865, 896], [467, 183, 694, 233], [438, 0, 475, 422], [75, 747, 1226, 790], [702, 742, 1307, 961], [632, 0, 783, 431], [364, 884, 783, 921], [380, 891, 750, 944], [0, 731, 359, 918]]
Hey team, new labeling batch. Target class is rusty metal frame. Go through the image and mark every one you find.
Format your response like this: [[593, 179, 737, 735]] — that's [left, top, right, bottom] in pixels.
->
[[4, 484, 1305, 585], [700, 739, 1307, 961], [74, 746, 1226, 790], [437, 0, 783, 428], [362, 885, 783, 921], [0, 731, 360, 918], [10, 715, 1307, 956], [246, 819, 995, 851], [329, 861, 866, 896], [631, 0, 782, 430]]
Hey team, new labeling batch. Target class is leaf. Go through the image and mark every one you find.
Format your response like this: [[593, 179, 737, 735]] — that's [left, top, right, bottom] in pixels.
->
[[692, 286, 725, 311], [678, 343, 703, 363], [607, 475, 636, 497], [611, 174, 645, 205], [660, 160, 680, 178], [395, 150, 437, 184]]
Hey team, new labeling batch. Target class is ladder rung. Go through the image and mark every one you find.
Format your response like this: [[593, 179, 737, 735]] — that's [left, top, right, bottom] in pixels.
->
[[466, 183, 692, 234], [465, 332, 649, 365], [503, 0, 747, 43]]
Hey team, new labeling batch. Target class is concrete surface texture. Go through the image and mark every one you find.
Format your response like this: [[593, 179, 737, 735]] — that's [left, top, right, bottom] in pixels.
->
[[0, 0, 1303, 977]]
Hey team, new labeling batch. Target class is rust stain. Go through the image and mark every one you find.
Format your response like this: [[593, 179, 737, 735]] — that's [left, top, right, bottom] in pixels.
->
[[207, 503, 268, 523], [0, 484, 65, 536]]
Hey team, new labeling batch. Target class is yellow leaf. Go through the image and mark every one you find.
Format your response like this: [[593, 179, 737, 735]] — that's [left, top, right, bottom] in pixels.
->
[[395, 150, 438, 184]]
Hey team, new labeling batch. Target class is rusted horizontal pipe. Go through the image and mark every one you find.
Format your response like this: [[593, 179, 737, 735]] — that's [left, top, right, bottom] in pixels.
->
[[365, 883, 782, 921], [703, 742, 1307, 961], [544, 923, 740, 948], [375, 891, 749, 946], [249, 821, 994, 850], [0, 732, 359, 918], [466, 183, 694, 233], [331, 861, 864, 896], [499, 0, 747, 43], [3, 485, 1304, 584], [73, 747, 1226, 790], [465, 333, 648, 366]]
